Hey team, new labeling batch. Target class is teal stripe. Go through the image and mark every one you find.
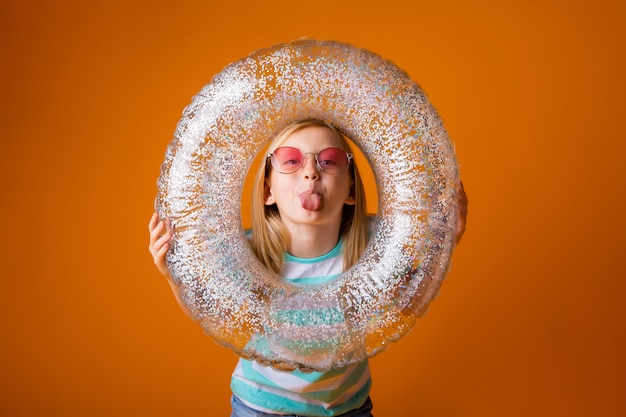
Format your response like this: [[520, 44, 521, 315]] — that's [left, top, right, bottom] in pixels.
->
[[238, 359, 284, 390], [280, 338, 340, 353], [271, 307, 344, 326], [287, 273, 341, 285], [287, 357, 370, 387], [238, 358, 351, 386], [290, 363, 355, 383], [231, 371, 371, 416], [236, 359, 348, 397], [235, 359, 371, 403], [315, 360, 369, 399]]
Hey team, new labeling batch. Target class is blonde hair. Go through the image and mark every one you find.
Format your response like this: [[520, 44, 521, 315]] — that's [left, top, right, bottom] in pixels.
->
[[250, 119, 368, 274]]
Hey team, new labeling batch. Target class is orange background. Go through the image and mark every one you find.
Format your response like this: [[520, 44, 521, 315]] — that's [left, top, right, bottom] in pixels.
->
[[2, 0, 625, 415]]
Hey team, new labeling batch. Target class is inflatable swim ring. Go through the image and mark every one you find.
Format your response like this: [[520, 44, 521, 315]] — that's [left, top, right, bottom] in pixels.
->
[[155, 39, 459, 372]]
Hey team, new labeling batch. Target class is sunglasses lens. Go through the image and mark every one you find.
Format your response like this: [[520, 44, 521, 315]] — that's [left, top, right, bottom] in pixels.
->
[[272, 147, 303, 173], [318, 148, 349, 173]]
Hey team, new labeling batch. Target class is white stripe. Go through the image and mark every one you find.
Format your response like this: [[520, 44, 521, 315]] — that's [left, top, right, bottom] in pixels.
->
[[282, 255, 344, 279], [252, 360, 360, 392], [232, 364, 370, 409], [324, 366, 371, 407]]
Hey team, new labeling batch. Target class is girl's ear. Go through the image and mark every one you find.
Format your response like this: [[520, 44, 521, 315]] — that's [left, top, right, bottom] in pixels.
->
[[345, 184, 356, 206], [264, 181, 275, 205]]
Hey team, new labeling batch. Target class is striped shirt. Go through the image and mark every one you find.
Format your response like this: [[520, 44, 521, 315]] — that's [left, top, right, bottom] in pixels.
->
[[231, 239, 371, 416]]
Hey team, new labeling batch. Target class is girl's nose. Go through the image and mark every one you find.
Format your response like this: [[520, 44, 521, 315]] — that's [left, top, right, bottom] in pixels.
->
[[301, 154, 320, 180]]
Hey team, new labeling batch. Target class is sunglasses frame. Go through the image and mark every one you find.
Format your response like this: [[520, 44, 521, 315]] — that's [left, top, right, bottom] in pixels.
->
[[267, 146, 353, 175]]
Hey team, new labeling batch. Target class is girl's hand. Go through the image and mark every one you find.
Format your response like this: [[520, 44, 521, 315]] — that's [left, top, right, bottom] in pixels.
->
[[454, 181, 468, 246], [148, 213, 172, 278], [148, 214, 193, 318]]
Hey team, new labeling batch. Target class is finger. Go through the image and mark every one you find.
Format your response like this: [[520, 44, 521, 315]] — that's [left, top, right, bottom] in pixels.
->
[[457, 182, 468, 213], [155, 231, 172, 249], [148, 212, 159, 231], [156, 241, 170, 258], [150, 240, 169, 260], [149, 225, 167, 258], [149, 219, 166, 244], [164, 216, 173, 233]]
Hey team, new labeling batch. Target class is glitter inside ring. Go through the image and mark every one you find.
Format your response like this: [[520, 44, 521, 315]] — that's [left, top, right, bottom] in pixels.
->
[[155, 39, 460, 372]]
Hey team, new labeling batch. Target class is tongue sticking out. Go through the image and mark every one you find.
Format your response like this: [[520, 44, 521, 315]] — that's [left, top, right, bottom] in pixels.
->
[[300, 193, 321, 210]]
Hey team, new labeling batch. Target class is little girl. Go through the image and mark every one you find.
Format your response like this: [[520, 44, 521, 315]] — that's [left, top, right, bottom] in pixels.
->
[[149, 119, 468, 417]]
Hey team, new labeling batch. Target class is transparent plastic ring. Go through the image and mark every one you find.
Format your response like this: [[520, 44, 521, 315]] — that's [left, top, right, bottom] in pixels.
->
[[156, 39, 459, 372]]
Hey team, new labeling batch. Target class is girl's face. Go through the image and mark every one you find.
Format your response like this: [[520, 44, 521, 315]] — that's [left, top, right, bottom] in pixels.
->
[[264, 126, 355, 229]]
